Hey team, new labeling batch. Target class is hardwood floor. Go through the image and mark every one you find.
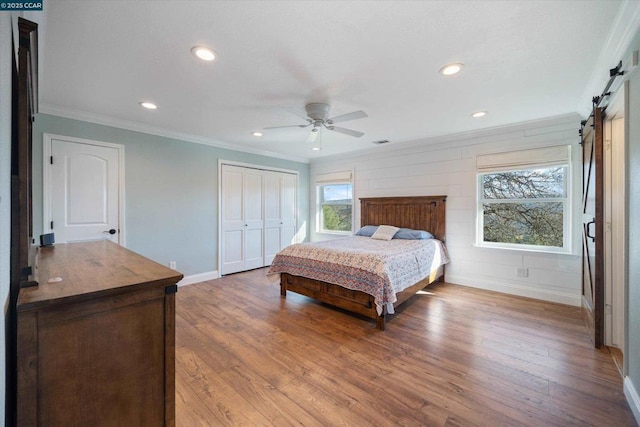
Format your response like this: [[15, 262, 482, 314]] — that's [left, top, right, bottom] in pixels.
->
[[175, 268, 636, 426]]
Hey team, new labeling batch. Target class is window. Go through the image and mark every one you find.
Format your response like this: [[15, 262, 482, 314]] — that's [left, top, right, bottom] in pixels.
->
[[476, 146, 571, 252], [315, 171, 353, 234]]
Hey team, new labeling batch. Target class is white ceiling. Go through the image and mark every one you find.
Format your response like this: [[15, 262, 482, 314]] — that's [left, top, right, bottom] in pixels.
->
[[40, 0, 628, 162]]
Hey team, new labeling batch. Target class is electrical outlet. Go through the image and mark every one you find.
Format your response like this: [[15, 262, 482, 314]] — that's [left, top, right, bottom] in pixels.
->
[[169, 261, 177, 270], [516, 267, 528, 277]]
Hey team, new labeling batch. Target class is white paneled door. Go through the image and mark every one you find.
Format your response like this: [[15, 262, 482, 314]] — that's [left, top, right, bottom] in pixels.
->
[[221, 165, 246, 275], [280, 172, 297, 249], [264, 171, 297, 264], [221, 165, 266, 275], [48, 137, 122, 244], [264, 171, 282, 266], [243, 168, 265, 270], [221, 164, 297, 275]]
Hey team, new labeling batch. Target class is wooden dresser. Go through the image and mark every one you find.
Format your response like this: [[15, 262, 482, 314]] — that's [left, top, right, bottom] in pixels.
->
[[16, 241, 183, 426]]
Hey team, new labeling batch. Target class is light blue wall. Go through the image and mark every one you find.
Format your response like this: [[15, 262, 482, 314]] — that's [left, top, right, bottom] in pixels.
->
[[32, 113, 310, 276]]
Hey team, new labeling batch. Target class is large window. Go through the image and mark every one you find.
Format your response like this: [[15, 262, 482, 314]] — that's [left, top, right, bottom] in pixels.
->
[[316, 171, 353, 234], [476, 146, 571, 252]]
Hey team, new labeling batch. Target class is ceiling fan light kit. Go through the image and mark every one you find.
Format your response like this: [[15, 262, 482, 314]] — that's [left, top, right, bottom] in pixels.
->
[[264, 102, 368, 148]]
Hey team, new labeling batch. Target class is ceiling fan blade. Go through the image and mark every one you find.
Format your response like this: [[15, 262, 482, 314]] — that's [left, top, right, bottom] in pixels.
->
[[282, 106, 311, 121], [327, 110, 367, 124], [328, 126, 364, 138], [306, 128, 320, 143], [263, 123, 310, 130]]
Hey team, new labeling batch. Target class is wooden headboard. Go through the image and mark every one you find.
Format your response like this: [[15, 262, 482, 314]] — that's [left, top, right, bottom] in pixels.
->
[[359, 196, 447, 242]]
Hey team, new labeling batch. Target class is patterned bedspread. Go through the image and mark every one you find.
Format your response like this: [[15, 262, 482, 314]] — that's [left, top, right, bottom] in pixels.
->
[[267, 236, 450, 315]]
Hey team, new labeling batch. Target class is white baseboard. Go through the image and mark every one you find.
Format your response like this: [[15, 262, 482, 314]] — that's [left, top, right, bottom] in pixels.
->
[[178, 270, 219, 287], [624, 376, 640, 425], [444, 274, 581, 306]]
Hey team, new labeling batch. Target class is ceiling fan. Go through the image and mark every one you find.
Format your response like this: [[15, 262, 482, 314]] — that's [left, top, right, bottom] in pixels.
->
[[264, 103, 368, 144]]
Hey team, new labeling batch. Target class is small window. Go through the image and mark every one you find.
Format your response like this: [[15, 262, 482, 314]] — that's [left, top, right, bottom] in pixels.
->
[[315, 170, 354, 234], [476, 146, 571, 253], [318, 183, 353, 233]]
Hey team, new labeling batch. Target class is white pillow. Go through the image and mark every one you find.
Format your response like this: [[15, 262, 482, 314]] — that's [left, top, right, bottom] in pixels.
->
[[370, 225, 399, 241]]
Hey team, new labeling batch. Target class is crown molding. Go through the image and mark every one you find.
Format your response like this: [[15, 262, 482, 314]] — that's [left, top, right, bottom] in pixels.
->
[[38, 103, 311, 164], [311, 113, 580, 165], [578, 0, 640, 116]]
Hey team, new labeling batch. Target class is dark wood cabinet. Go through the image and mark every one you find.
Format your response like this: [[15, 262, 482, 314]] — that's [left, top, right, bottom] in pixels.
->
[[16, 241, 183, 426]]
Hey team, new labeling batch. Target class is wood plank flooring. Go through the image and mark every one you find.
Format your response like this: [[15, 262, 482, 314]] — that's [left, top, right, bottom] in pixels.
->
[[175, 268, 636, 426]]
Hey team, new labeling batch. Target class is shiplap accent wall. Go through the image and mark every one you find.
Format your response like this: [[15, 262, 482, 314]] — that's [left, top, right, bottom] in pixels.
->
[[310, 114, 583, 306]]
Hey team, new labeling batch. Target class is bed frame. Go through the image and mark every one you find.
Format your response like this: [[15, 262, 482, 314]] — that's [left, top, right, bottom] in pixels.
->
[[280, 195, 447, 330]]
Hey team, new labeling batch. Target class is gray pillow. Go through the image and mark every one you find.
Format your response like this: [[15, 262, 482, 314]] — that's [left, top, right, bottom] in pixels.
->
[[355, 225, 378, 237], [393, 228, 434, 240]]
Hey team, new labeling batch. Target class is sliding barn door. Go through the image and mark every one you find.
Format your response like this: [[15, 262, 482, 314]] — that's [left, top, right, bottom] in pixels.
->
[[581, 107, 604, 348]]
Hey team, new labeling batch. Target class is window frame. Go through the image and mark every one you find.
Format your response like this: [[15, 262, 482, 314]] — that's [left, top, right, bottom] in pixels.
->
[[476, 154, 572, 254], [315, 171, 354, 235]]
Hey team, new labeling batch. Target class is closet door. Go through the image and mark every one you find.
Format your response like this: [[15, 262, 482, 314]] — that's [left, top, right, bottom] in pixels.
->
[[243, 169, 264, 270], [221, 165, 245, 275], [264, 172, 298, 265], [280, 172, 297, 249], [221, 165, 296, 274], [264, 171, 283, 265]]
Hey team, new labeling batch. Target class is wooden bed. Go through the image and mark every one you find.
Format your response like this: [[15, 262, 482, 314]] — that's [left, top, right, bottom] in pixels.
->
[[280, 195, 447, 330]]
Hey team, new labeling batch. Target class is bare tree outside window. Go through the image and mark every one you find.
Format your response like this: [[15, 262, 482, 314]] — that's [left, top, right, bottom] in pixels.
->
[[480, 166, 567, 248]]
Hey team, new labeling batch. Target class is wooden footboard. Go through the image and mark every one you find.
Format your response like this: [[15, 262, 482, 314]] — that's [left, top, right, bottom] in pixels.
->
[[280, 265, 443, 330], [279, 195, 447, 330]]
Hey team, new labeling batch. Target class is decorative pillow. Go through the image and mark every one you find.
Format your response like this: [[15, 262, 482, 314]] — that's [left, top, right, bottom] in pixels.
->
[[393, 228, 434, 240], [370, 225, 400, 241], [355, 225, 379, 237]]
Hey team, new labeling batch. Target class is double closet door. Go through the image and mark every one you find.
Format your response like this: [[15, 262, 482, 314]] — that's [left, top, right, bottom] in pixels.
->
[[221, 164, 297, 275]]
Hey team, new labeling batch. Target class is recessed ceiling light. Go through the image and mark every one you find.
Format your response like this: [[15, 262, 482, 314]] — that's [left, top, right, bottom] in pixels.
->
[[252, 132, 263, 137], [471, 111, 487, 118], [191, 46, 216, 61], [311, 146, 322, 151], [139, 101, 158, 110], [439, 63, 464, 76]]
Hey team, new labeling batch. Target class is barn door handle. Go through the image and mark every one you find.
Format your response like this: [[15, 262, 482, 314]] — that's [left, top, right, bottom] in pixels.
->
[[103, 229, 117, 235], [585, 219, 595, 242]]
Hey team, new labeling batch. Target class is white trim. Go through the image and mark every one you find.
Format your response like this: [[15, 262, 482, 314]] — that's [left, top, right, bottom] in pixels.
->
[[578, 0, 640, 117], [603, 94, 627, 350], [178, 270, 219, 287], [311, 114, 580, 166], [445, 273, 581, 306], [43, 133, 126, 246], [39, 103, 310, 164], [475, 155, 572, 254], [219, 159, 299, 175], [624, 376, 640, 425], [315, 169, 355, 235]]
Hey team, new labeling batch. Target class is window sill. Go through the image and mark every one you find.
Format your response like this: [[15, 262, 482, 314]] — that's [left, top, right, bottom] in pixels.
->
[[317, 231, 353, 236], [473, 243, 576, 256]]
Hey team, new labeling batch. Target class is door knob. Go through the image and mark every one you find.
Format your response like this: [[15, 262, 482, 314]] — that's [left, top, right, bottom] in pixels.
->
[[103, 229, 117, 235]]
